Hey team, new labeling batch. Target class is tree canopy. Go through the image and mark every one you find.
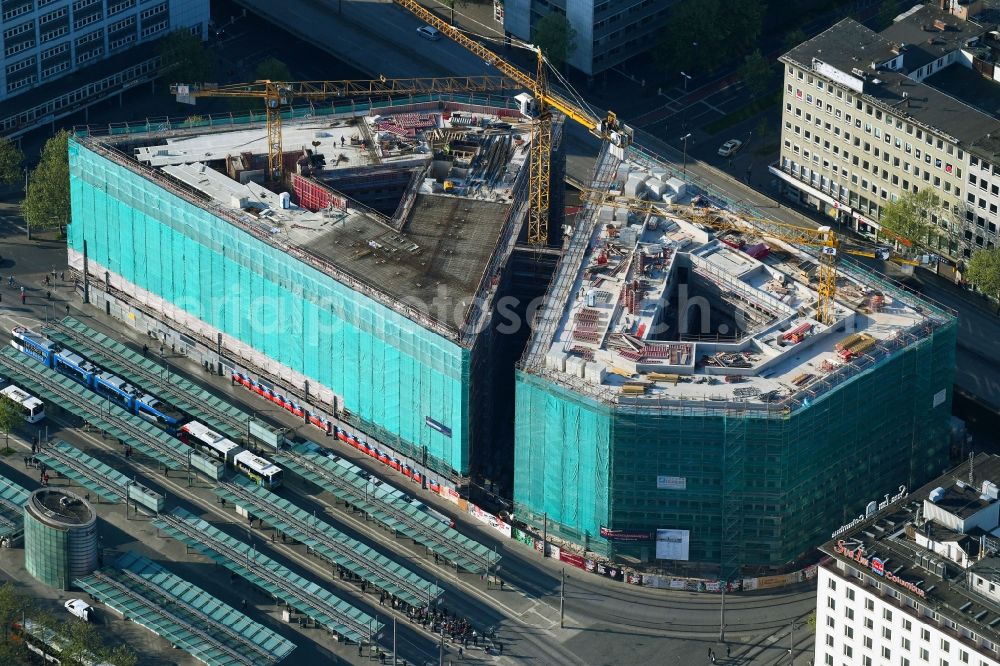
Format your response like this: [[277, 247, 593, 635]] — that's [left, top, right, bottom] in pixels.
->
[[255, 57, 292, 83], [877, 188, 946, 246], [654, 0, 764, 77], [22, 130, 70, 234], [0, 394, 22, 447], [229, 58, 294, 115], [738, 50, 773, 97], [0, 582, 138, 666], [158, 29, 211, 85], [0, 137, 24, 186], [966, 247, 1000, 310], [532, 13, 578, 71]]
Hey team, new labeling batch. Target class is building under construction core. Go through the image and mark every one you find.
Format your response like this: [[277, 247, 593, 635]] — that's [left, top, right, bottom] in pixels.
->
[[68, 96, 561, 486], [514, 146, 958, 575]]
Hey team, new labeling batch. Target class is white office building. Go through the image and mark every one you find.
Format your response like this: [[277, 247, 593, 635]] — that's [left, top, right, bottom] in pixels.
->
[[0, 0, 208, 137], [774, 1, 1000, 280], [816, 454, 1000, 666]]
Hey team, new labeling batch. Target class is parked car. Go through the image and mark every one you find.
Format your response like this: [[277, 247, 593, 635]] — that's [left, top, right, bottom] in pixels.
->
[[417, 25, 442, 41], [718, 139, 743, 157], [64, 599, 94, 622]]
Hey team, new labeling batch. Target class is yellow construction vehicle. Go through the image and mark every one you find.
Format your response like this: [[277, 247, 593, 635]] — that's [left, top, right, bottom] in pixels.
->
[[391, 0, 631, 247], [171, 76, 515, 181]]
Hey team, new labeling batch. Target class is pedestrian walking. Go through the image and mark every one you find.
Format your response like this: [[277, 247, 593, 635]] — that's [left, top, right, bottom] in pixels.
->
[[19, 286, 23, 295], [458, 647, 463, 659], [726, 645, 731, 658], [498, 642, 503, 655], [45, 290, 50, 300], [59, 271, 64, 281], [65, 303, 69, 316], [241, 599, 247, 611], [44, 275, 49, 286], [20, 293, 25, 305], [142, 344, 148, 357]]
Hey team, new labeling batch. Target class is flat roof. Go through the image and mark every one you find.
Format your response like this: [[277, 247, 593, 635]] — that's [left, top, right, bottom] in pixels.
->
[[522, 149, 946, 411], [28, 489, 94, 526], [819, 454, 1000, 648], [82, 103, 533, 341], [781, 12, 1000, 154]]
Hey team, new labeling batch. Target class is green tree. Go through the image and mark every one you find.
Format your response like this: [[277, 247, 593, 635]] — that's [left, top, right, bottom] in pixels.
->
[[877, 188, 946, 246], [21, 129, 70, 238], [532, 13, 578, 71], [877, 0, 900, 28], [255, 57, 292, 83], [654, 0, 763, 77], [783, 28, 807, 52], [229, 58, 294, 115], [60, 617, 102, 666], [158, 29, 210, 85], [0, 137, 24, 187], [738, 50, 773, 97], [966, 247, 1000, 312], [100, 644, 139, 666], [0, 393, 24, 448], [0, 582, 32, 640]]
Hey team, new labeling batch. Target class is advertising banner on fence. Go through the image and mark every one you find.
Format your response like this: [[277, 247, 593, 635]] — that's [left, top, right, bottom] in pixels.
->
[[513, 528, 534, 548], [468, 503, 512, 538], [548, 544, 560, 560], [440, 486, 460, 505], [585, 560, 625, 581], [559, 551, 586, 570], [626, 572, 643, 585], [756, 574, 793, 590]]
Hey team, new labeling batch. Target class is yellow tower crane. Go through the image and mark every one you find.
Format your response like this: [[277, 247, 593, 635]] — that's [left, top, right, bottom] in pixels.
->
[[391, 0, 631, 246], [171, 76, 516, 181], [576, 188, 918, 323]]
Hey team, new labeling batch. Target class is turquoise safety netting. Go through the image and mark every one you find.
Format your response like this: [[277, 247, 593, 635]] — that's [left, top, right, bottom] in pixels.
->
[[69, 141, 470, 476]]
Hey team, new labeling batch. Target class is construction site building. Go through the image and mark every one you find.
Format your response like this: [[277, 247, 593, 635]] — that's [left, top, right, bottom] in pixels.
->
[[68, 95, 562, 488], [514, 145, 958, 576]]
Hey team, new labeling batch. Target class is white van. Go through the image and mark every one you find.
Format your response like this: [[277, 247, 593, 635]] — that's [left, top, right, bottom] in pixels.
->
[[64, 599, 94, 622], [417, 25, 441, 41]]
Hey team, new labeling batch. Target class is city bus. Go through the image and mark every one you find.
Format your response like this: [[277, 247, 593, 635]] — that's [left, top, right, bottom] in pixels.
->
[[0, 384, 45, 423]]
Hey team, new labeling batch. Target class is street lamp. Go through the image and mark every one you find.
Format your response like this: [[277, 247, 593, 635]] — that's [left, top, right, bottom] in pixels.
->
[[680, 133, 692, 174], [680, 71, 692, 92]]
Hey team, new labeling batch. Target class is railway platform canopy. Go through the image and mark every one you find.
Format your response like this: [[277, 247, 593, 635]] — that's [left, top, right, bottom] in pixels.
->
[[34, 440, 164, 513], [0, 348, 194, 472], [44, 317, 285, 448], [0, 474, 31, 541], [74, 550, 296, 666], [278, 444, 496, 574], [214, 477, 441, 607], [154, 507, 381, 644]]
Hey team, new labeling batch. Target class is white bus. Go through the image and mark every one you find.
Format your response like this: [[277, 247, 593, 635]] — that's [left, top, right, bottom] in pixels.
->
[[179, 421, 244, 465], [233, 450, 283, 488], [0, 385, 44, 423]]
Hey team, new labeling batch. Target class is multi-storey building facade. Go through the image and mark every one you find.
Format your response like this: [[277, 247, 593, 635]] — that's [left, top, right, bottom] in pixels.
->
[[773, 2, 1000, 280], [503, 0, 677, 76], [0, 0, 208, 137], [816, 454, 1000, 666]]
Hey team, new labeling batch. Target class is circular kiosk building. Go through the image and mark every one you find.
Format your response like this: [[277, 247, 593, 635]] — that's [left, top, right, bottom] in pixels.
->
[[24, 489, 98, 590]]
